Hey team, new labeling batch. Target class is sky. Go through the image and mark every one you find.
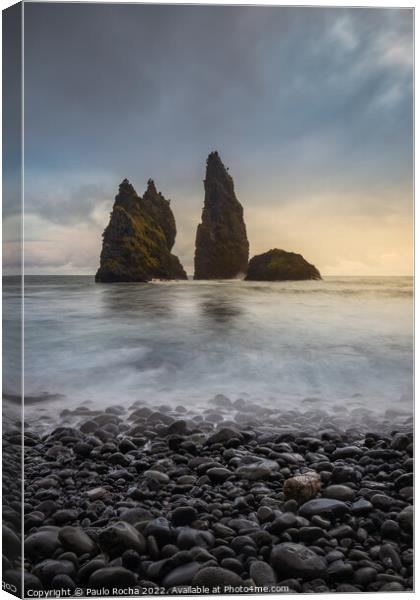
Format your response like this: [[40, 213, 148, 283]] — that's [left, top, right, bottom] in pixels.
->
[[3, 3, 414, 276]]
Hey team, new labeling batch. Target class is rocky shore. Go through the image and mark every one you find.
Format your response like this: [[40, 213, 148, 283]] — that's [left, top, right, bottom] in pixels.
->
[[3, 397, 413, 595]]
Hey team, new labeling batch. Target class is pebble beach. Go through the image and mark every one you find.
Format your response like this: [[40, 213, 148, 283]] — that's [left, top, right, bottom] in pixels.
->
[[2, 395, 413, 595]]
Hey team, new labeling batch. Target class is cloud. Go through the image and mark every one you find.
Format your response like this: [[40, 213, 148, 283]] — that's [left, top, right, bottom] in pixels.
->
[[14, 4, 413, 276]]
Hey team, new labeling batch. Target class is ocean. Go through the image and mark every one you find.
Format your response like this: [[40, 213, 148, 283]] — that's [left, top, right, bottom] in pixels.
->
[[3, 276, 413, 421]]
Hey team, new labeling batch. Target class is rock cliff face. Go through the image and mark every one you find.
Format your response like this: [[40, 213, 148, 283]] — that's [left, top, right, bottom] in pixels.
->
[[246, 249, 321, 281], [95, 179, 187, 283], [194, 152, 249, 279]]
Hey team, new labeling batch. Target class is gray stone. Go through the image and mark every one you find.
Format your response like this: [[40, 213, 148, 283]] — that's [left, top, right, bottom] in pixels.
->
[[298, 498, 349, 519], [88, 567, 136, 589], [331, 446, 363, 459], [206, 428, 241, 446], [236, 460, 279, 480], [3, 525, 20, 558], [323, 485, 355, 502], [270, 543, 327, 581], [250, 561, 277, 586], [99, 522, 146, 557], [163, 562, 201, 587], [192, 566, 243, 587], [144, 470, 170, 484], [58, 527, 96, 556], [25, 528, 61, 561], [397, 505, 413, 533]]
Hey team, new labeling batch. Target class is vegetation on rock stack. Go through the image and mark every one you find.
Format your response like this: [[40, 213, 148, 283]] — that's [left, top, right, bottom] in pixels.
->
[[95, 179, 187, 282], [194, 151, 249, 279], [246, 249, 321, 281]]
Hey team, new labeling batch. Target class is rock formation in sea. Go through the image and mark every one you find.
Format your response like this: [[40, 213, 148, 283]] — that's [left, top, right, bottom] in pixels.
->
[[246, 249, 321, 281], [194, 151, 249, 279], [95, 179, 187, 282]]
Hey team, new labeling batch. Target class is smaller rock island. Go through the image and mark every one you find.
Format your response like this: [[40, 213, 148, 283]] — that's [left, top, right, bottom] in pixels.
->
[[246, 249, 321, 281]]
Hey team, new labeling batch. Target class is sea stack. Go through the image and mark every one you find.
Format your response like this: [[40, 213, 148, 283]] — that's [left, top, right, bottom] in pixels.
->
[[95, 179, 187, 282], [246, 249, 321, 281], [194, 152, 249, 279]]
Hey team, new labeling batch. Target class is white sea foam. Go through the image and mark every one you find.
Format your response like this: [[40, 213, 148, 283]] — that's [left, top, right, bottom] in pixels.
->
[[6, 275, 412, 417]]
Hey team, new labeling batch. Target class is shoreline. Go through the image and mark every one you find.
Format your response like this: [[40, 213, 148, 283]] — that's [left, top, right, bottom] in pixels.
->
[[3, 397, 413, 595]]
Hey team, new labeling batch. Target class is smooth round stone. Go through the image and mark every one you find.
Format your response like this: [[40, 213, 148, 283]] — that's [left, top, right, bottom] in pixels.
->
[[297, 527, 325, 544], [323, 485, 355, 502], [351, 498, 373, 515], [332, 465, 358, 483], [144, 518, 172, 546], [270, 543, 327, 581], [86, 487, 108, 501], [257, 506, 274, 523], [3, 525, 20, 558], [336, 584, 361, 592], [166, 420, 189, 435], [250, 561, 276, 586], [88, 567, 136, 589], [58, 527, 96, 555], [177, 528, 214, 550], [379, 544, 402, 570], [212, 523, 235, 538], [380, 582, 405, 591], [172, 506, 197, 526], [119, 439, 137, 453], [390, 433, 410, 450], [33, 559, 76, 585], [192, 566, 243, 587], [50, 574, 76, 591], [221, 558, 243, 574], [327, 560, 353, 581], [163, 562, 201, 587], [78, 559, 107, 583], [354, 567, 377, 586], [331, 446, 363, 459], [298, 498, 349, 519], [109, 452, 130, 467], [52, 510, 78, 525], [121, 550, 141, 570], [99, 521, 146, 557], [25, 528, 61, 561], [119, 507, 153, 525], [380, 519, 400, 540], [268, 513, 297, 535], [206, 428, 241, 446], [144, 470, 170, 484], [206, 467, 232, 483], [398, 505, 413, 533], [371, 494, 394, 511], [236, 460, 279, 480], [399, 487, 413, 501]]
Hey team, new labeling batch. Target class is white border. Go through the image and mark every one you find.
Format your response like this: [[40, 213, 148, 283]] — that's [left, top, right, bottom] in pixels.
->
[[0, 2, 415, 600]]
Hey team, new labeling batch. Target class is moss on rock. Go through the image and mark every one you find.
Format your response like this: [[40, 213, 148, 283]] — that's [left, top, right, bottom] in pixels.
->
[[96, 179, 187, 283], [246, 249, 321, 281]]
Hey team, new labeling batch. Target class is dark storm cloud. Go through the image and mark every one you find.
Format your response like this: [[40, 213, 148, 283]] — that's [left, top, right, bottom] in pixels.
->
[[8, 3, 413, 274]]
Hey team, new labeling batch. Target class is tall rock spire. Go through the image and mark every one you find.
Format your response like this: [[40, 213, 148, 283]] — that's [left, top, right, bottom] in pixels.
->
[[194, 151, 249, 279], [95, 179, 187, 282]]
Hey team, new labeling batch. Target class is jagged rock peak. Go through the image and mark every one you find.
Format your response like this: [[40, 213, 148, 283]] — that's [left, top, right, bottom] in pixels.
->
[[206, 151, 233, 187], [118, 178, 136, 195], [95, 180, 187, 283], [141, 180, 176, 250], [145, 178, 158, 196], [194, 151, 249, 280], [246, 249, 321, 281]]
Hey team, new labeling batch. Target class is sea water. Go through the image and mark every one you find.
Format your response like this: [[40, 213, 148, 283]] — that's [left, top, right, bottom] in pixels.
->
[[3, 276, 413, 419]]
